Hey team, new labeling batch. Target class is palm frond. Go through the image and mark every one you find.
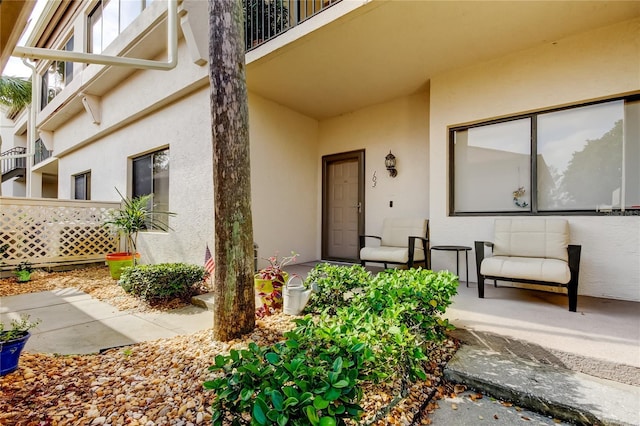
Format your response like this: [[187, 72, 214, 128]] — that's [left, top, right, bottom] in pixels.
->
[[0, 76, 32, 113]]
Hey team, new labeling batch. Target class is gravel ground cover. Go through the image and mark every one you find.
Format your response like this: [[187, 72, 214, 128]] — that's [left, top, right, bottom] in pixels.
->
[[0, 266, 458, 426]]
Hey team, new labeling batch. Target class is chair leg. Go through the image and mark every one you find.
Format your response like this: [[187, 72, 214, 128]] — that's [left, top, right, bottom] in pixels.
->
[[568, 282, 578, 312], [478, 276, 485, 298], [494, 279, 497, 288]]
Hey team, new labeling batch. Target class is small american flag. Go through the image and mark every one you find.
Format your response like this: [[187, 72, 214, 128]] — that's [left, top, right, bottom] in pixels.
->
[[204, 244, 215, 277]]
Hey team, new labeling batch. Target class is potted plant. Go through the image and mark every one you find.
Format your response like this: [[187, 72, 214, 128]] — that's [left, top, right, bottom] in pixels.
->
[[103, 188, 176, 279], [14, 261, 33, 282], [0, 314, 40, 376], [255, 252, 297, 317]]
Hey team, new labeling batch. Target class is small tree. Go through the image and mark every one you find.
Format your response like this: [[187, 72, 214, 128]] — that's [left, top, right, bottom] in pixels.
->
[[209, 0, 256, 341]]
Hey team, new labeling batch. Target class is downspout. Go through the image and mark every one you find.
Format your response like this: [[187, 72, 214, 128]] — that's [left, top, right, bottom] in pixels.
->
[[12, 0, 178, 71]]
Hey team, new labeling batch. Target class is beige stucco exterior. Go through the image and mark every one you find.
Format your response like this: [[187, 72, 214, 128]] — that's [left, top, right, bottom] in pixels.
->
[[2, 1, 638, 302], [429, 18, 640, 301]]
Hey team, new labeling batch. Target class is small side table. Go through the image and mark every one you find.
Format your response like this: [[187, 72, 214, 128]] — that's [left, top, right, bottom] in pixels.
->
[[430, 245, 472, 287]]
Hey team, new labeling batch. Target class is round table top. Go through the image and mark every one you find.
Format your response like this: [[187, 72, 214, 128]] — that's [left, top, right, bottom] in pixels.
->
[[430, 245, 472, 251]]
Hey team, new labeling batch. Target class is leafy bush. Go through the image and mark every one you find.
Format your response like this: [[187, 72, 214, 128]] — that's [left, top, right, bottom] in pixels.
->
[[205, 266, 459, 424], [118, 263, 207, 304], [205, 331, 367, 426], [303, 263, 372, 315]]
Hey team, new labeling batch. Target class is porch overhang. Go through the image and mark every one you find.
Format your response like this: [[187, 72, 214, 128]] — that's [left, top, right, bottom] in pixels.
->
[[246, 0, 640, 120], [0, 0, 36, 73]]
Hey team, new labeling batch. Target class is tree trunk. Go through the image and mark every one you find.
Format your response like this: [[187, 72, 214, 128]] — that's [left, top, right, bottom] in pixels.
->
[[209, 0, 255, 341]]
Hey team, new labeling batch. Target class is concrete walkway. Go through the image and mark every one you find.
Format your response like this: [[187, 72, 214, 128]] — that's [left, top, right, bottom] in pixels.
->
[[0, 288, 212, 354]]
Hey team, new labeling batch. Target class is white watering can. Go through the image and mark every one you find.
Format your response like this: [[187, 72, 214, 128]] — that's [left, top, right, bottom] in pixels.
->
[[283, 275, 314, 316]]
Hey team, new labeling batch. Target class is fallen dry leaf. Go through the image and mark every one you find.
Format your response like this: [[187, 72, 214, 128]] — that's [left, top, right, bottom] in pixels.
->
[[454, 384, 467, 394]]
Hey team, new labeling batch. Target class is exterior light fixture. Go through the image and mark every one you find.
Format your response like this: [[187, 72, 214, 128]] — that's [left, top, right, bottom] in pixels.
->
[[385, 150, 397, 177]]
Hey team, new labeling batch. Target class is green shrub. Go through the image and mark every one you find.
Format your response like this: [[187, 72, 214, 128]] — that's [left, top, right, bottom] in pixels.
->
[[303, 263, 372, 315], [118, 263, 207, 304], [205, 331, 367, 426], [205, 267, 459, 425]]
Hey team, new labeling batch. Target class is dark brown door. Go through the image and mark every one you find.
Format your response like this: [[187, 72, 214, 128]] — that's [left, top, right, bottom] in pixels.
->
[[322, 150, 365, 262]]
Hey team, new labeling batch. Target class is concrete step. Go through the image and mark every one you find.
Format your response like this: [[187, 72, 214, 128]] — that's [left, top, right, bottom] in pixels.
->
[[191, 292, 214, 310], [444, 345, 640, 426]]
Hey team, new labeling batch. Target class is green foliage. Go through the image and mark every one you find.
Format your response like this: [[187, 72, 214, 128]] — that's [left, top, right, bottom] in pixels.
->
[[0, 314, 40, 342], [103, 188, 176, 259], [118, 263, 207, 304], [205, 331, 366, 426], [15, 261, 33, 273], [0, 76, 32, 114], [303, 263, 372, 315], [205, 266, 459, 424]]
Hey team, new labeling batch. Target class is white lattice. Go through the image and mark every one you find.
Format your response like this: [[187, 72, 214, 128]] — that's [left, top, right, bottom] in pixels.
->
[[0, 197, 120, 268]]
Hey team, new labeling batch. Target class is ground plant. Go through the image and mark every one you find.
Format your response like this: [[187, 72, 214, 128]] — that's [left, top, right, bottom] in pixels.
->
[[205, 265, 458, 425], [0, 314, 40, 342], [118, 263, 208, 304], [302, 263, 372, 315]]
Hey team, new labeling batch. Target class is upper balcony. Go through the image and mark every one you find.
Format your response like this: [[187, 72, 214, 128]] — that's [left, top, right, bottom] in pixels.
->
[[245, 0, 340, 51]]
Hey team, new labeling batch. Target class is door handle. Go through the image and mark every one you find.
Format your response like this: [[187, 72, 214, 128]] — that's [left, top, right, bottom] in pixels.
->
[[355, 202, 362, 213]]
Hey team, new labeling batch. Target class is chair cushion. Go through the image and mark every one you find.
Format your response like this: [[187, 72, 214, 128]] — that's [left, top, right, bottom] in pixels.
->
[[493, 219, 569, 262], [481, 255, 571, 284], [380, 218, 427, 248], [360, 247, 425, 264]]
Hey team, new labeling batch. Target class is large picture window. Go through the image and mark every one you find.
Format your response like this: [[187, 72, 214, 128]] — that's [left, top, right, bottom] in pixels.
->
[[41, 36, 74, 109], [132, 148, 169, 229], [89, 0, 153, 54], [451, 96, 640, 215]]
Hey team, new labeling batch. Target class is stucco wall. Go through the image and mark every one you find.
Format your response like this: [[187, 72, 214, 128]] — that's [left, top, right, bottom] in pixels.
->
[[319, 93, 430, 240], [249, 93, 319, 268], [429, 18, 640, 301], [58, 88, 215, 266]]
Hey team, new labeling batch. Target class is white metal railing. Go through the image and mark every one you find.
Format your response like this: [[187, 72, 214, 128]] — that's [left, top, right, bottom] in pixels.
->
[[0, 197, 119, 269]]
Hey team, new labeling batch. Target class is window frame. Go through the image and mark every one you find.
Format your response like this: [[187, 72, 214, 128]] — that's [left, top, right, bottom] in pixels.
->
[[88, 0, 150, 54], [131, 147, 170, 231], [449, 94, 640, 217], [40, 35, 74, 110], [73, 171, 91, 200]]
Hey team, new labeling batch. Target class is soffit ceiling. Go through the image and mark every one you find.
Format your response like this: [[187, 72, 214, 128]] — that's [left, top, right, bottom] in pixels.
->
[[0, 0, 36, 73], [246, 0, 640, 120]]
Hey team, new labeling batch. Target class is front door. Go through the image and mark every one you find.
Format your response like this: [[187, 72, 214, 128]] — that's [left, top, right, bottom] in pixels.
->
[[322, 150, 365, 262]]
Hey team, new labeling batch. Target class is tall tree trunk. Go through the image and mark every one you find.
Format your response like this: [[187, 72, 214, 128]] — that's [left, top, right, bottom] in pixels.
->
[[209, 0, 255, 341]]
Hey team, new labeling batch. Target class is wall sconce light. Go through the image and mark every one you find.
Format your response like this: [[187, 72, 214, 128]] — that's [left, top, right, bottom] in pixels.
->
[[385, 150, 397, 177]]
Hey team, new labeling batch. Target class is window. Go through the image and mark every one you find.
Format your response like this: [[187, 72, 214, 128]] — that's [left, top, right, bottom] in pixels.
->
[[89, 0, 154, 54], [73, 172, 91, 200], [41, 36, 74, 109], [451, 96, 640, 215], [132, 148, 169, 229]]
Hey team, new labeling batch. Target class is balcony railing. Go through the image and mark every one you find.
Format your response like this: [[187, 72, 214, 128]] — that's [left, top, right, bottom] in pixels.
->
[[34, 139, 53, 165], [1, 147, 27, 181], [245, 0, 340, 50]]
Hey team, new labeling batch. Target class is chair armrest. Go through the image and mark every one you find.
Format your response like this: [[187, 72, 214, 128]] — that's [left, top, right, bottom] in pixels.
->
[[474, 241, 490, 278], [359, 235, 381, 250]]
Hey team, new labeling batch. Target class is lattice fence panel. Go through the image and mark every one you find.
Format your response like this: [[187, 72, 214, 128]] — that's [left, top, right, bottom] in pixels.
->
[[0, 197, 120, 268]]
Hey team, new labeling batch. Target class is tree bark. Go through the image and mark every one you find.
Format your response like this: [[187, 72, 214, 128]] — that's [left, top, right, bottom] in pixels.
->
[[209, 0, 255, 341]]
